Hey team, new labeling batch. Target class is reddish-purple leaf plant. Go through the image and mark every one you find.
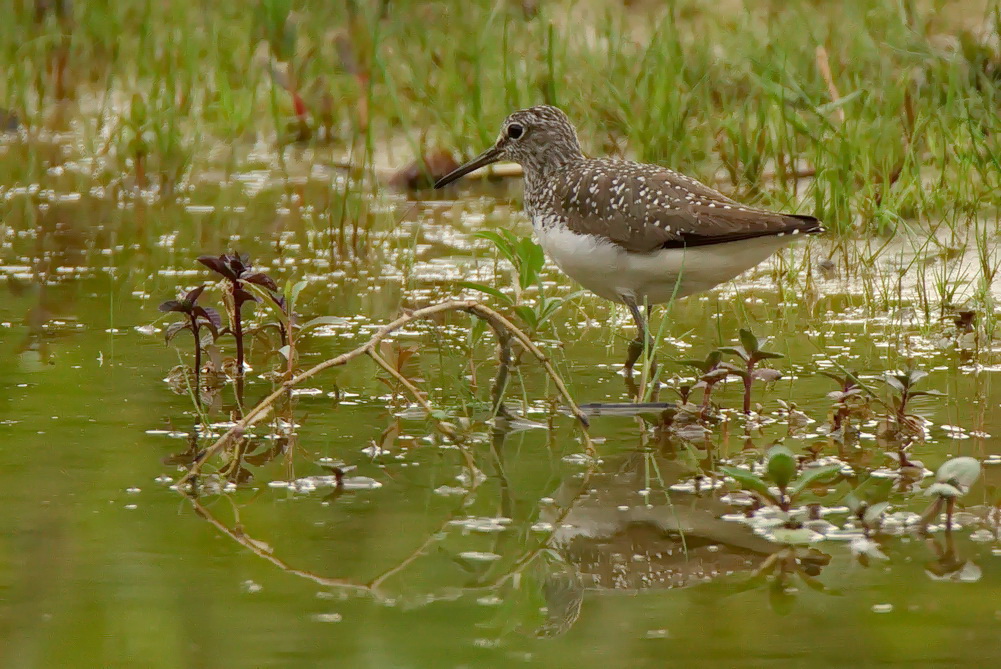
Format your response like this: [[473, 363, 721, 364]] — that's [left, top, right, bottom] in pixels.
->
[[159, 285, 221, 405], [197, 253, 275, 385]]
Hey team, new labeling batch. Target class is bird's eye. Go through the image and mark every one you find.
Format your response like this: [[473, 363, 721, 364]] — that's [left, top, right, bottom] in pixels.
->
[[507, 123, 524, 140]]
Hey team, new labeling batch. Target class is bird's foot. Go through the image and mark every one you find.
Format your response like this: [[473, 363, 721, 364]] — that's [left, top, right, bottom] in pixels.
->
[[624, 337, 645, 372]]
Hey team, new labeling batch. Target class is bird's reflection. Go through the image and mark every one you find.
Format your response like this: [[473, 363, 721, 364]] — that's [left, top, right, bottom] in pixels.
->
[[175, 407, 816, 638]]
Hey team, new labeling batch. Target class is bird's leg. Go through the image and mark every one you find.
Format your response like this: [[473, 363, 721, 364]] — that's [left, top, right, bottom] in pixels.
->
[[623, 297, 653, 371]]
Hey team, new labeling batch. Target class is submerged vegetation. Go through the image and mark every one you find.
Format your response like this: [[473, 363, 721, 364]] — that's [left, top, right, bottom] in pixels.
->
[[4, 0, 1001, 664]]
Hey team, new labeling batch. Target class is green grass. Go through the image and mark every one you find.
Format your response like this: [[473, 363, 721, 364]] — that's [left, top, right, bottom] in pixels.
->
[[4, 0, 1001, 335], [2, 1, 1001, 229]]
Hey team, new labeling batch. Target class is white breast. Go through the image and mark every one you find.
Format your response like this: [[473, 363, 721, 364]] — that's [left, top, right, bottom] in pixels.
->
[[533, 219, 791, 305]]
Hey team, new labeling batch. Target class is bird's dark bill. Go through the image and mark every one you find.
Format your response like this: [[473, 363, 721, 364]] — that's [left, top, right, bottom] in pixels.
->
[[434, 146, 503, 188]]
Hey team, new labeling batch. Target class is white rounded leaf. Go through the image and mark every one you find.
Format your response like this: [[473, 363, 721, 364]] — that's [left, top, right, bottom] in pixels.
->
[[935, 456, 981, 492], [769, 527, 822, 545], [925, 482, 963, 498]]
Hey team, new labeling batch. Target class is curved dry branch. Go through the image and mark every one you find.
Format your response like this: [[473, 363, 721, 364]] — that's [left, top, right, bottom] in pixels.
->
[[367, 347, 478, 476], [178, 451, 597, 602], [462, 303, 590, 429], [186, 495, 370, 593], [178, 299, 591, 486]]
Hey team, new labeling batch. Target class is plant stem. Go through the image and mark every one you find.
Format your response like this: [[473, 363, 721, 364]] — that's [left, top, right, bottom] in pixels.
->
[[743, 361, 754, 414], [191, 318, 201, 408]]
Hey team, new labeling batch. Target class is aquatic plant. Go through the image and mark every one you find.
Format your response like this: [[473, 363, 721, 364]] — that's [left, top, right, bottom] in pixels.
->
[[159, 285, 221, 405], [842, 477, 893, 535], [719, 444, 841, 514], [879, 369, 943, 468], [922, 456, 981, 532], [461, 230, 582, 335], [884, 369, 944, 427], [719, 329, 784, 415], [752, 546, 836, 615], [821, 369, 871, 444], [244, 278, 346, 376], [677, 350, 726, 420], [197, 253, 272, 384]]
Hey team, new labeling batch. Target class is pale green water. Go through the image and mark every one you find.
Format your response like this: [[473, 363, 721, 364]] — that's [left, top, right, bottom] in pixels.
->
[[2, 165, 1001, 668]]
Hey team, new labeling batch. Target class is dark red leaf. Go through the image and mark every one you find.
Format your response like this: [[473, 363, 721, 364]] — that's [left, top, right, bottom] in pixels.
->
[[243, 272, 278, 291], [158, 300, 183, 313], [226, 253, 251, 275], [184, 285, 206, 304], [197, 306, 223, 329], [164, 320, 191, 343], [197, 255, 238, 280], [232, 288, 260, 306]]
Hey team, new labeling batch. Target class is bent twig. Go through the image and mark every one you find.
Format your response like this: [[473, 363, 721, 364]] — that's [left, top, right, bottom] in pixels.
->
[[177, 300, 590, 486]]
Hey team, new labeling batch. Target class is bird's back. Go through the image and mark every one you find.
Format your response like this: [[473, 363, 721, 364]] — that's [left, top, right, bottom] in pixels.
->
[[532, 158, 822, 254]]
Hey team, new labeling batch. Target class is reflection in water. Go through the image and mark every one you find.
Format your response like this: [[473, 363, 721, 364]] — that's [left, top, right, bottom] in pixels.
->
[[924, 528, 982, 582], [544, 452, 775, 593], [178, 406, 835, 639], [184, 493, 370, 594]]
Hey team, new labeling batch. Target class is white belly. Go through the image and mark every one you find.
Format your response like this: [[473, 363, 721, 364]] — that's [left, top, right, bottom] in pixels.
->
[[533, 223, 791, 305]]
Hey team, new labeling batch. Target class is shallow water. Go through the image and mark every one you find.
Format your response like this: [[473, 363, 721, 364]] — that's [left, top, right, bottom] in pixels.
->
[[3, 145, 1001, 668]]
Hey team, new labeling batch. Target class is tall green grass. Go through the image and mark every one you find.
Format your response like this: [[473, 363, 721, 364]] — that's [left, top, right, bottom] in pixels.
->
[[2, 0, 1001, 321]]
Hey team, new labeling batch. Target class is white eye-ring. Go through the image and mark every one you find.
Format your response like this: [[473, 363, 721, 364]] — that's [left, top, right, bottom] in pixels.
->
[[506, 123, 524, 140]]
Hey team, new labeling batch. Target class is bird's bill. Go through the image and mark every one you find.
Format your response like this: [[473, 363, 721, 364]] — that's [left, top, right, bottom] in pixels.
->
[[434, 146, 503, 188]]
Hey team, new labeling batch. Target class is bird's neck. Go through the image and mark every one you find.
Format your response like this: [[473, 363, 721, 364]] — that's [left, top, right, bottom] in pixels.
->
[[522, 151, 585, 213]]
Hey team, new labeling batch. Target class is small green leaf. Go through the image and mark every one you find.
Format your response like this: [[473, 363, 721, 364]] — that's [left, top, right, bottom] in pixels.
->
[[820, 371, 848, 385], [883, 373, 906, 393], [288, 279, 308, 305], [770, 527, 820, 545], [739, 328, 760, 353], [535, 296, 564, 326], [164, 321, 191, 343], [703, 368, 731, 383], [752, 368, 783, 383], [843, 492, 861, 513], [718, 465, 775, 502], [514, 305, 539, 329], [458, 281, 514, 305], [935, 456, 981, 488], [678, 350, 723, 373], [469, 314, 487, 346], [516, 237, 544, 290], [909, 389, 946, 397], [766, 445, 797, 490], [198, 330, 216, 349], [720, 346, 751, 362], [925, 482, 963, 498], [815, 88, 863, 115], [862, 502, 889, 526], [789, 463, 842, 496], [298, 315, 347, 334], [474, 230, 517, 266]]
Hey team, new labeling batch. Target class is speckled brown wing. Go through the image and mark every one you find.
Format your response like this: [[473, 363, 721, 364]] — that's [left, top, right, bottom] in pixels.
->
[[553, 159, 822, 253]]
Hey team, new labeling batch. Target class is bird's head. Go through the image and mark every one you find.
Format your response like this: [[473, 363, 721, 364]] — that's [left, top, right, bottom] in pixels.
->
[[435, 105, 583, 188]]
